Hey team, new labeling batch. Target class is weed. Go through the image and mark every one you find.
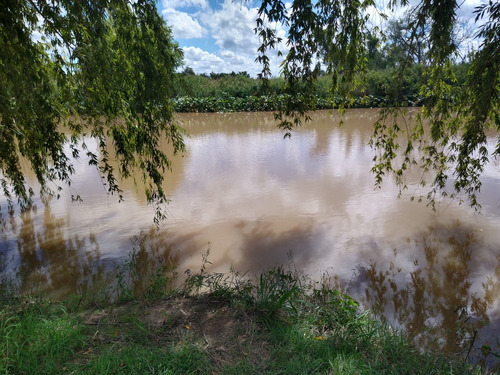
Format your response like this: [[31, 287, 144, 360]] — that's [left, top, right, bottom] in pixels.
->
[[255, 266, 299, 317], [113, 249, 137, 302], [144, 263, 177, 301], [108, 230, 180, 303], [184, 246, 212, 295]]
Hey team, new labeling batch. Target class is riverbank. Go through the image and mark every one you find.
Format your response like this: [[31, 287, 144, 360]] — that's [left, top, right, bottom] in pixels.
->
[[0, 264, 485, 374], [173, 93, 423, 113]]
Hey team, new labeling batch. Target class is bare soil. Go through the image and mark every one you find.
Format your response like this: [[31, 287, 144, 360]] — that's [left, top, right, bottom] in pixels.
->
[[81, 295, 270, 368]]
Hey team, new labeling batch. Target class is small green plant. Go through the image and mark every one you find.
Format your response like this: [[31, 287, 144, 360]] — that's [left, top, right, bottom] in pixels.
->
[[183, 245, 247, 302], [184, 246, 212, 295], [113, 249, 138, 302], [223, 266, 254, 306], [144, 263, 177, 301], [312, 288, 361, 327], [255, 266, 299, 317]]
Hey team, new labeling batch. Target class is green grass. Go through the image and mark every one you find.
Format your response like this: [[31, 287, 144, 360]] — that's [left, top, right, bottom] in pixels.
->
[[0, 262, 489, 374], [0, 299, 84, 374], [80, 344, 210, 374]]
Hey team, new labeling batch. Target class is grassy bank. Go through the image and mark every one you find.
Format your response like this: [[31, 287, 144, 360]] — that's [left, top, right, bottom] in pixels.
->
[[0, 262, 486, 374]]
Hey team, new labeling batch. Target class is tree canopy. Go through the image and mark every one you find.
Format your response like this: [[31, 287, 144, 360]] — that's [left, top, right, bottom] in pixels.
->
[[0, 0, 184, 223], [256, 0, 500, 209]]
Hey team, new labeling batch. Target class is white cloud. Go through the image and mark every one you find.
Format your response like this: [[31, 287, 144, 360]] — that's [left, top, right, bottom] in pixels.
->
[[182, 46, 285, 76], [163, 8, 206, 39], [171, 0, 486, 76], [202, 0, 261, 54], [456, 0, 484, 21], [182, 46, 270, 75], [220, 50, 254, 67], [176, 0, 288, 75], [182, 46, 225, 73], [162, 0, 208, 10]]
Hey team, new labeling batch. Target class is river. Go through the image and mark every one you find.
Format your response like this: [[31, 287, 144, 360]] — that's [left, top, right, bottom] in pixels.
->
[[1, 109, 500, 365]]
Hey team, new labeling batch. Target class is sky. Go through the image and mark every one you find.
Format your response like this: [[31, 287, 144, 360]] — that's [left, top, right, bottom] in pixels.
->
[[158, 0, 487, 77], [159, 0, 287, 77]]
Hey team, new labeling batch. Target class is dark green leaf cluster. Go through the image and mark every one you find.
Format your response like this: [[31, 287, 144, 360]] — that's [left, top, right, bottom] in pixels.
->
[[0, 0, 184, 223], [175, 95, 288, 112]]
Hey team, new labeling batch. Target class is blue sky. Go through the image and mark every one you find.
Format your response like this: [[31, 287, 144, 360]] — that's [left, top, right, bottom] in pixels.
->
[[159, 0, 283, 76], [158, 0, 485, 77]]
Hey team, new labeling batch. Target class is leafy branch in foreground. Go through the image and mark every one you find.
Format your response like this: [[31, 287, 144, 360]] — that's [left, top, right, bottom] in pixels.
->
[[256, 0, 373, 137], [256, 0, 500, 209], [0, 0, 184, 223]]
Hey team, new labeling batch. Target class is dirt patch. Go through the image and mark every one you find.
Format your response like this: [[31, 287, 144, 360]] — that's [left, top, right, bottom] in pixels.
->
[[81, 295, 271, 367]]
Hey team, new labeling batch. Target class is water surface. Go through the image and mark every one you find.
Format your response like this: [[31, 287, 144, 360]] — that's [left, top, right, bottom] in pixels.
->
[[2, 109, 500, 364]]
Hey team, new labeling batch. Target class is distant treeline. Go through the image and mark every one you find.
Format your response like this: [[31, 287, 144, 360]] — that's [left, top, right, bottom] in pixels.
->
[[172, 63, 468, 113], [173, 13, 472, 113]]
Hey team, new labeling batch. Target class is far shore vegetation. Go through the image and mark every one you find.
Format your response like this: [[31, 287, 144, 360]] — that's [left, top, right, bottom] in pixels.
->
[[172, 62, 468, 113]]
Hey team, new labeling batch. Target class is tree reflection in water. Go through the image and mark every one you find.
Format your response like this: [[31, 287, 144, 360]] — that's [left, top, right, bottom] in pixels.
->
[[120, 227, 180, 298], [0, 204, 179, 300], [8, 204, 106, 298], [361, 221, 500, 368]]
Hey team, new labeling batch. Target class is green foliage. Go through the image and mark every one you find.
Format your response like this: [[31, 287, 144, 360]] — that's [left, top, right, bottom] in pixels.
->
[[311, 288, 360, 327], [173, 71, 261, 98], [256, 0, 500, 209], [255, 267, 299, 316], [0, 297, 84, 374], [174, 94, 413, 113], [184, 247, 213, 295], [0, 0, 184, 223]]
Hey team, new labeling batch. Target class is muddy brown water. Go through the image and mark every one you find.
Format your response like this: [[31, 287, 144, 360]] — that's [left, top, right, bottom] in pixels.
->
[[2, 109, 500, 365]]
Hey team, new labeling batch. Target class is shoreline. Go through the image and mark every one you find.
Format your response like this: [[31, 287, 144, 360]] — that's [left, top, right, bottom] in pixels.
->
[[0, 265, 488, 374]]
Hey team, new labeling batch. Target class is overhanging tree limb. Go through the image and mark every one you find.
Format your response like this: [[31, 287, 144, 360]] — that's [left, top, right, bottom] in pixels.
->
[[0, 0, 184, 224], [256, 0, 500, 209]]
